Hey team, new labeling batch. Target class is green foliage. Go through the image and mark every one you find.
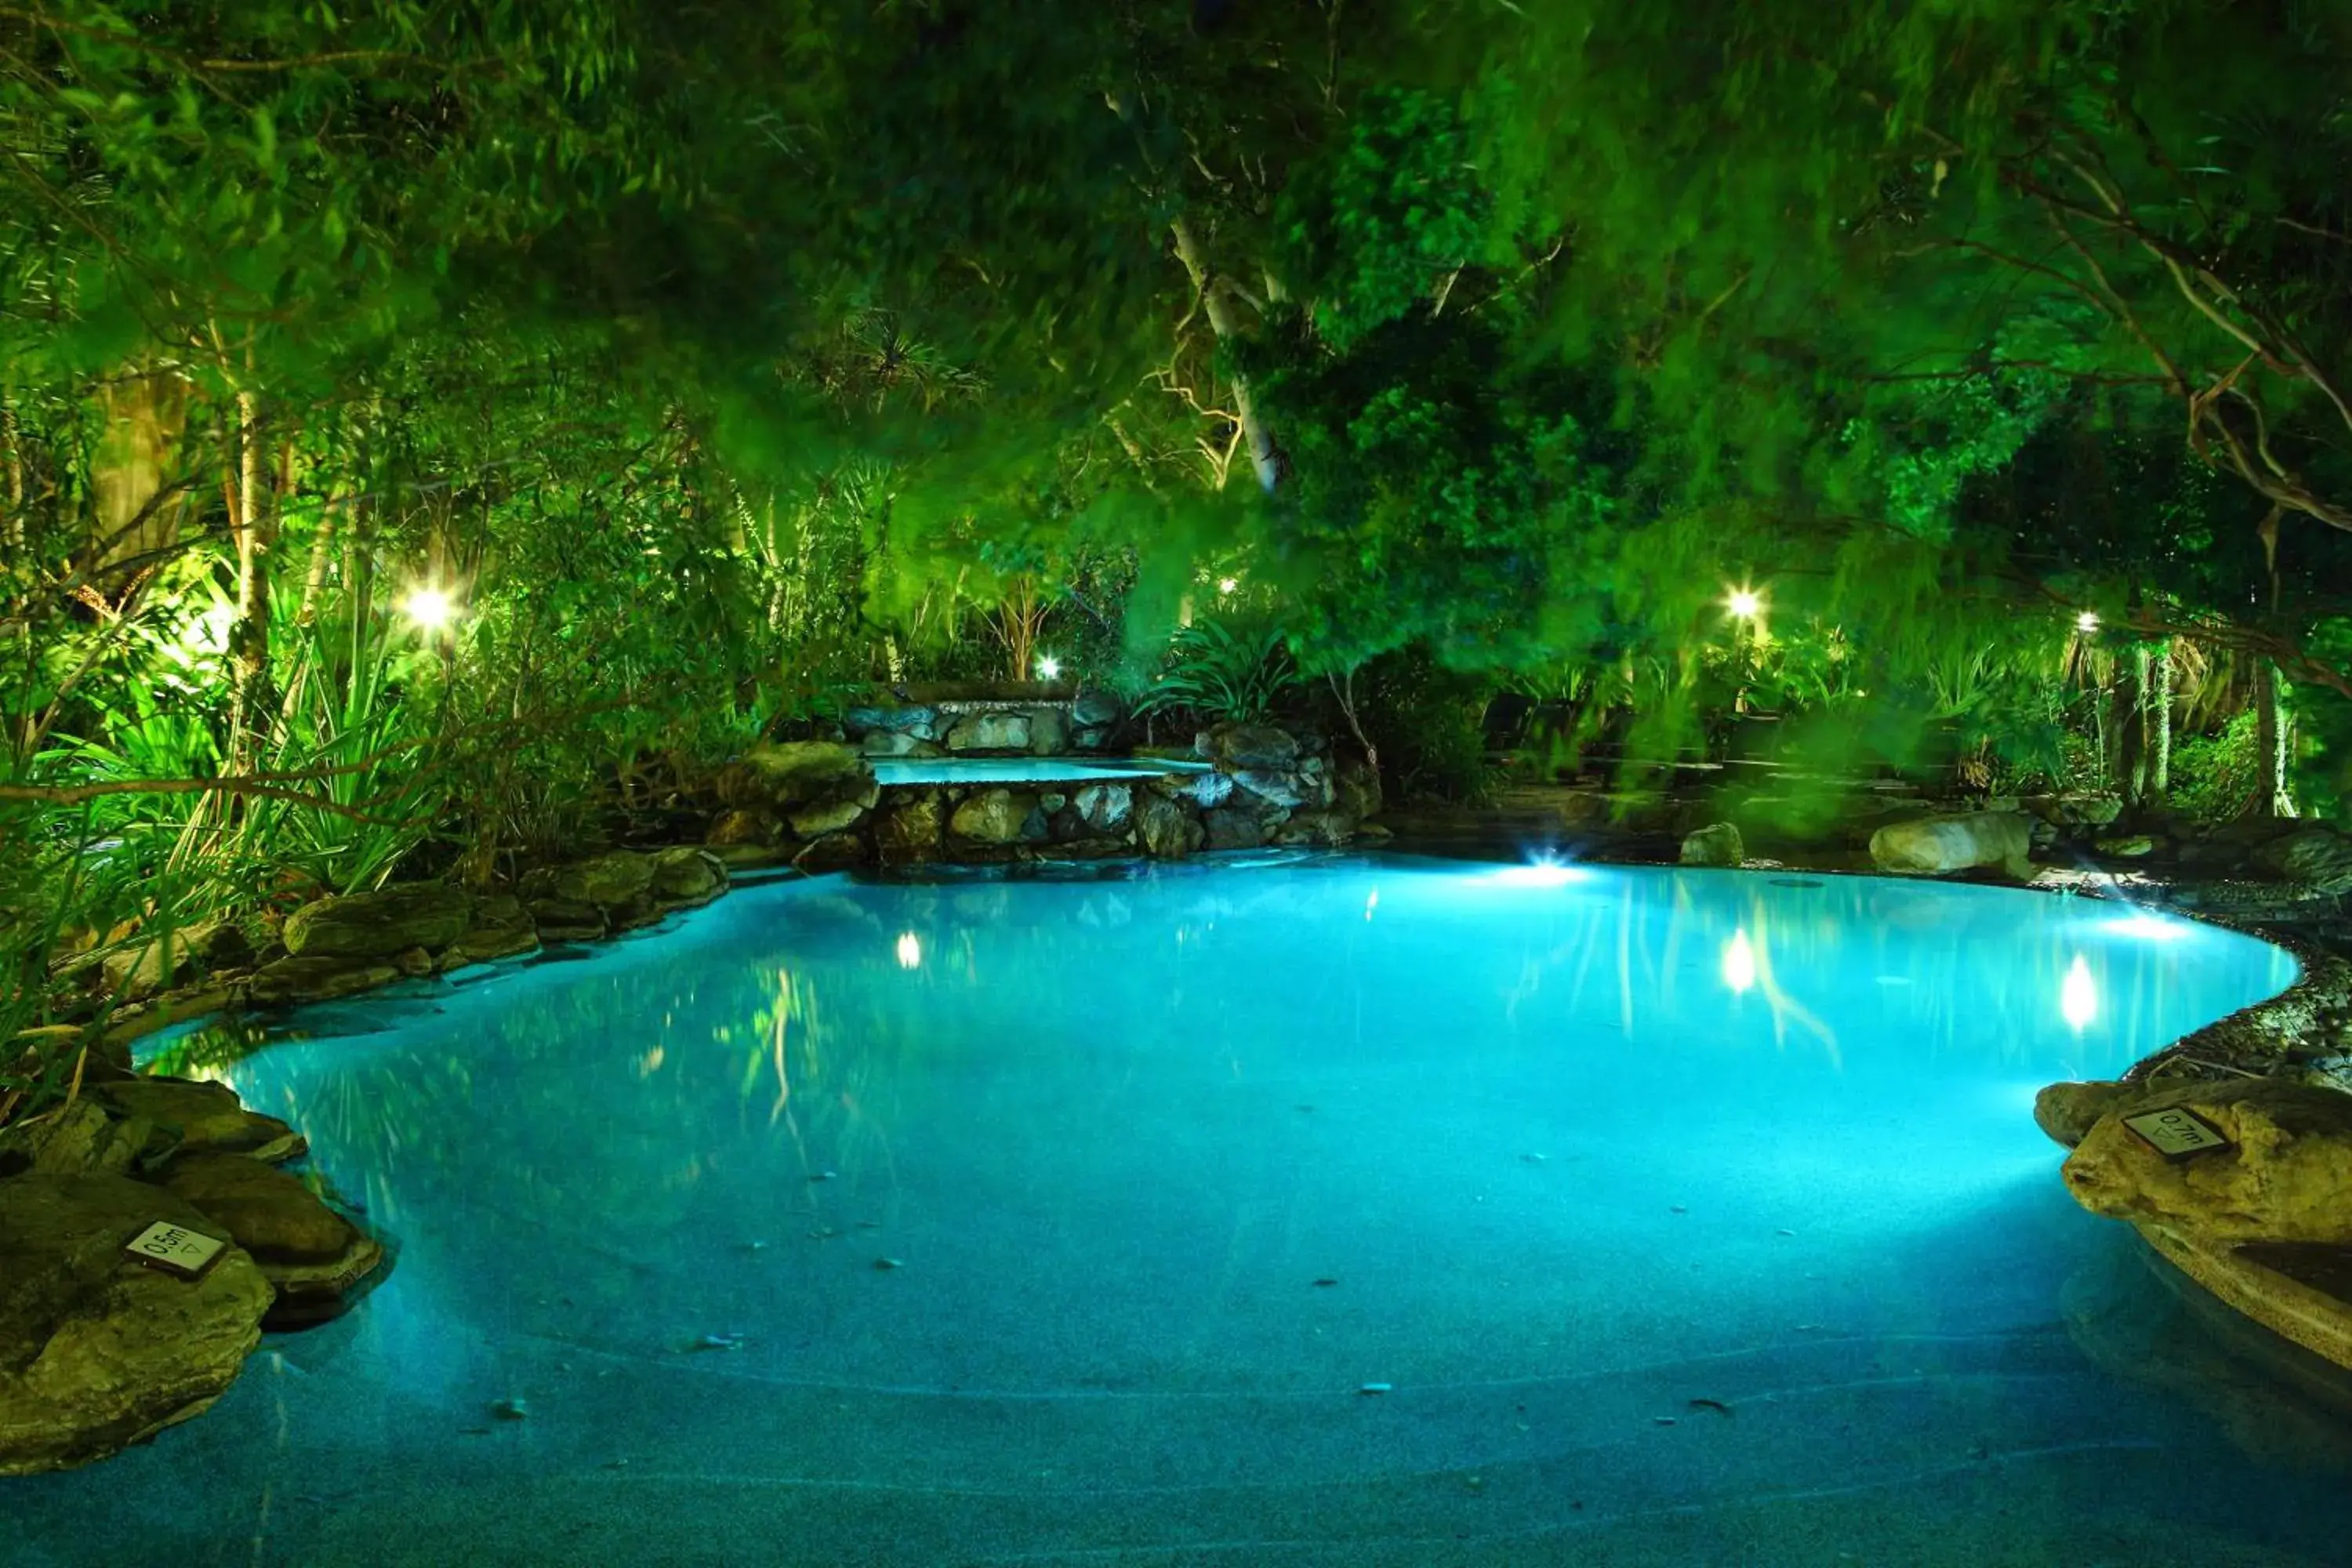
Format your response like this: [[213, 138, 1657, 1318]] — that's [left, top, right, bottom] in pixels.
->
[[1276, 89, 1494, 353], [2172, 710, 2265, 821], [1354, 648, 1497, 804], [1132, 620, 1298, 726]]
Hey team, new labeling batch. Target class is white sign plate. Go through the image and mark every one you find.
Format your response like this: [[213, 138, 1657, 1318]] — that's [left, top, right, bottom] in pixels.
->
[[124, 1221, 229, 1279], [2122, 1106, 2232, 1160]]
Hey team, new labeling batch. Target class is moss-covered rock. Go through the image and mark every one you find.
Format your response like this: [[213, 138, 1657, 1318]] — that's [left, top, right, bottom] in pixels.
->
[[95, 1078, 304, 1164], [648, 847, 728, 908], [0, 1174, 272, 1475], [281, 884, 473, 960], [245, 956, 401, 1007], [1679, 822, 1745, 866]]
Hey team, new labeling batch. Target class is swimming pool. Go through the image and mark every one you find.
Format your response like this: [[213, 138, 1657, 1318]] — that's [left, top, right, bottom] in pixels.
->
[[869, 754, 1215, 786], [12, 856, 2350, 1565]]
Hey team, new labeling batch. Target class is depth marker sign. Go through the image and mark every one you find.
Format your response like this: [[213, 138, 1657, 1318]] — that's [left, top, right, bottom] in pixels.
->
[[124, 1221, 229, 1279], [2122, 1105, 2233, 1161]]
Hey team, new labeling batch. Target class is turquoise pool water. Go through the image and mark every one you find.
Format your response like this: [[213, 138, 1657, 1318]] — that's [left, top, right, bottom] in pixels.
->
[[869, 755, 1214, 786], [12, 855, 2352, 1566]]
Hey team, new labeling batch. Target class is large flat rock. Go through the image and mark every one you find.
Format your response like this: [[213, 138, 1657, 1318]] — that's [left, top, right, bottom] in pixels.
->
[[2062, 1078, 2352, 1245], [282, 884, 474, 960], [0, 1173, 272, 1474]]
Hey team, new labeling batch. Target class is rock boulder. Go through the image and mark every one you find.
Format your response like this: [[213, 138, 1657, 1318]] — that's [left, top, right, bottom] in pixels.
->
[[1679, 822, 1745, 867], [945, 712, 1032, 753], [950, 788, 1038, 845], [1073, 783, 1132, 833], [0, 1174, 274, 1474], [1271, 810, 1358, 848], [281, 884, 473, 961], [648, 847, 728, 908], [0, 1102, 152, 1179], [2061, 1079, 2352, 1244], [1137, 796, 1203, 859], [1203, 723, 1300, 771], [733, 740, 872, 807], [2256, 827, 2352, 895], [1200, 807, 1268, 851], [95, 1078, 304, 1164], [1867, 811, 2035, 879], [245, 956, 401, 1007], [875, 793, 945, 862]]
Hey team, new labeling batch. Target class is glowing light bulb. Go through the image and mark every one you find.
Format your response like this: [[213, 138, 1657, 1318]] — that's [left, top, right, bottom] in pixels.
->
[[1722, 928, 1757, 995], [1726, 587, 1762, 619], [2075, 610, 2100, 634], [401, 586, 454, 632], [2060, 954, 2097, 1031], [1035, 655, 1062, 681], [895, 931, 922, 969]]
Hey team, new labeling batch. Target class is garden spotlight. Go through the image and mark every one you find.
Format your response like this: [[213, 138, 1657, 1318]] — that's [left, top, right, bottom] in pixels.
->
[[1035, 655, 1062, 681], [2075, 611, 2100, 634], [401, 586, 456, 633], [1726, 587, 1762, 619]]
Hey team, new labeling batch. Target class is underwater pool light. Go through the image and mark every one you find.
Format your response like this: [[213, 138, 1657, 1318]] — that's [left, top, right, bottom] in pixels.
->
[[2060, 954, 2098, 1032], [1490, 858, 1584, 887], [895, 931, 922, 969], [2104, 913, 2190, 942], [1722, 928, 1758, 995]]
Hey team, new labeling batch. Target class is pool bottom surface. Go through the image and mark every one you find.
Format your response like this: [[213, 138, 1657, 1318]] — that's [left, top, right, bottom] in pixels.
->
[[9, 857, 2350, 1565]]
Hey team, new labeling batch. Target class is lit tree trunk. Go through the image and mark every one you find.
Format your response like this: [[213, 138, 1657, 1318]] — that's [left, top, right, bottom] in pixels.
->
[[2251, 659, 2295, 818], [2149, 644, 2172, 799], [1169, 215, 1279, 494], [2122, 644, 2151, 806], [223, 390, 280, 778]]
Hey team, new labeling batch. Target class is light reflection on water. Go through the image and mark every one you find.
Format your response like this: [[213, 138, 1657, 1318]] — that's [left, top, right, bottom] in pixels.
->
[[12, 855, 2345, 1566]]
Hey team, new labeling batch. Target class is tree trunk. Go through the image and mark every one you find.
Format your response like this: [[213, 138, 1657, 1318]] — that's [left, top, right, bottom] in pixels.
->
[[223, 390, 280, 778], [2122, 644, 2151, 806], [2149, 644, 2172, 799], [2251, 659, 2295, 818], [1169, 215, 1279, 494]]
